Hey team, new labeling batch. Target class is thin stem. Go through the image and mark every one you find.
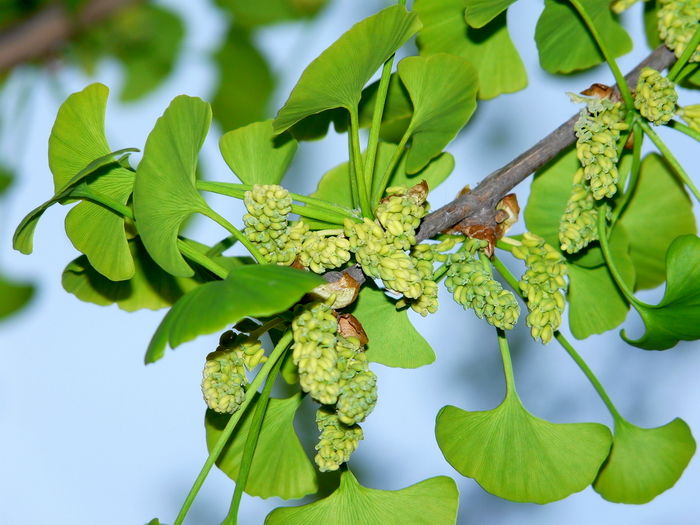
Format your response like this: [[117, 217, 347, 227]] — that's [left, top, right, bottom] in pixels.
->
[[569, 0, 634, 108], [172, 331, 294, 525], [372, 129, 410, 204], [596, 206, 647, 309], [70, 188, 134, 220], [554, 332, 622, 421], [177, 239, 229, 280], [363, 54, 395, 186], [200, 208, 265, 264], [222, 349, 285, 525], [667, 24, 700, 82], [347, 123, 360, 210], [496, 329, 517, 398], [432, 263, 449, 282], [349, 107, 372, 217], [638, 118, 700, 202], [610, 121, 643, 225], [667, 119, 700, 142]]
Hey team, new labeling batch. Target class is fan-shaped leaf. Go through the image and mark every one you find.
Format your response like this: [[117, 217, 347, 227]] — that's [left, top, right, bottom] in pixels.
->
[[397, 54, 478, 173], [567, 226, 635, 339], [133, 95, 212, 277], [348, 286, 435, 369], [265, 470, 458, 525], [594, 418, 696, 503], [145, 265, 323, 363], [206, 394, 317, 499], [220, 120, 297, 185], [415, 0, 526, 99], [464, 0, 518, 28], [436, 392, 612, 503], [273, 5, 421, 134], [619, 154, 696, 290], [535, 0, 632, 74], [623, 235, 700, 350]]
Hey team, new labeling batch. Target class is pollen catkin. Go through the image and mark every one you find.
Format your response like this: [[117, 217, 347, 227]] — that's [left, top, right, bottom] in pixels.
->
[[679, 104, 700, 132], [445, 251, 520, 330], [291, 303, 341, 405], [512, 232, 567, 344], [335, 336, 377, 425], [571, 94, 628, 200], [243, 184, 296, 264], [298, 231, 352, 274], [375, 185, 429, 250], [314, 407, 363, 472], [634, 68, 678, 125], [201, 349, 248, 414], [658, 0, 700, 63], [559, 169, 599, 254], [611, 0, 639, 13]]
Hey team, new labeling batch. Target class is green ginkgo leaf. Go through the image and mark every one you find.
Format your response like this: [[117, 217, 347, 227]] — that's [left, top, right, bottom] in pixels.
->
[[594, 418, 696, 504], [535, 0, 632, 74], [47, 83, 137, 280], [220, 120, 297, 186], [348, 286, 435, 369], [265, 469, 459, 525], [61, 237, 207, 312], [356, 74, 413, 143], [619, 154, 696, 290], [622, 235, 700, 350], [0, 276, 34, 320], [415, 0, 527, 99], [273, 5, 421, 134], [397, 54, 478, 173], [133, 95, 212, 277], [205, 394, 318, 499], [567, 226, 635, 339], [13, 148, 136, 256], [464, 0, 518, 28], [436, 392, 612, 503], [311, 143, 454, 211], [145, 265, 323, 363]]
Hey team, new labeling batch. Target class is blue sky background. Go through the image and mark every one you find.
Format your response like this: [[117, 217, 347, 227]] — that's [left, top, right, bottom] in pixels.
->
[[0, 1, 699, 524]]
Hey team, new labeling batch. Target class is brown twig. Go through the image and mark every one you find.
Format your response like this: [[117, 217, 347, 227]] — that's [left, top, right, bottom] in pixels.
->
[[416, 45, 677, 242], [0, 0, 141, 73]]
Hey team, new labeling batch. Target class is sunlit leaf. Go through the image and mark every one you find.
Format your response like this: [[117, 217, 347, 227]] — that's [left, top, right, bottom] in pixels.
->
[[265, 470, 459, 525], [464, 0, 517, 28], [145, 265, 323, 363], [397, 54, 478, 173], [61, 238, 208, 312], [0, 276, 34, 320], [273, 5, 421, 134], [215, 0, 328, 28], [206, 394, 318, 499], [13, 149, 136, 256], [535, 0, 632, 74], [311, 143, 454, 212], [594, 418, 696, 503], [436, 392, 612, 503], [220, 120, 297, 186], [133, 95, 212, 277], [348, 286, 435, 369], [622, 235, 700, 350], [619, 154, 696, 290], [212, 27, 275, 131], [567, 226, 635, 339], [415, 0, 527, 99]]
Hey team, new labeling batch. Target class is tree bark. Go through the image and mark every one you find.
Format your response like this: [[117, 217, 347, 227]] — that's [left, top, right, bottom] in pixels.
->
[[416, 45, 677, 242], [0, 0, 141, 73]]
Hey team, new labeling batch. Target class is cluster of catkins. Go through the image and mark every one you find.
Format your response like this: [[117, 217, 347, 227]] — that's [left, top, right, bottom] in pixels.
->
[[444, 240, 520, 331], [570, 93, 629, 201], [634, 67, 678, 125], [679, 104, 700, 132], [559, 169, 599, 254], [658, 0, 700, 63], [292, 302, 377, 471], [202, 331, 267, 414], [511, 233, 567, 344]]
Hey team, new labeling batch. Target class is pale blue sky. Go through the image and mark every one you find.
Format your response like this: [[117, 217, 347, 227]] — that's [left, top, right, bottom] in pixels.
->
[[1, 1, 698, 524]]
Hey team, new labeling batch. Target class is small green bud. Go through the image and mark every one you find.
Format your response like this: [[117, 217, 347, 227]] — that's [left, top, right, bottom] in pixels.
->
[[658, 0, 700, 63], [337, 370, 378, 425], [314, 407, 363, 472], [634, 68, 678, 125], [298, 231, 352, 274], [243, 185, 300, 264], [559, 169, 599, 254], [201, 349, 248, 414], [678, 104, 700, 133]]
